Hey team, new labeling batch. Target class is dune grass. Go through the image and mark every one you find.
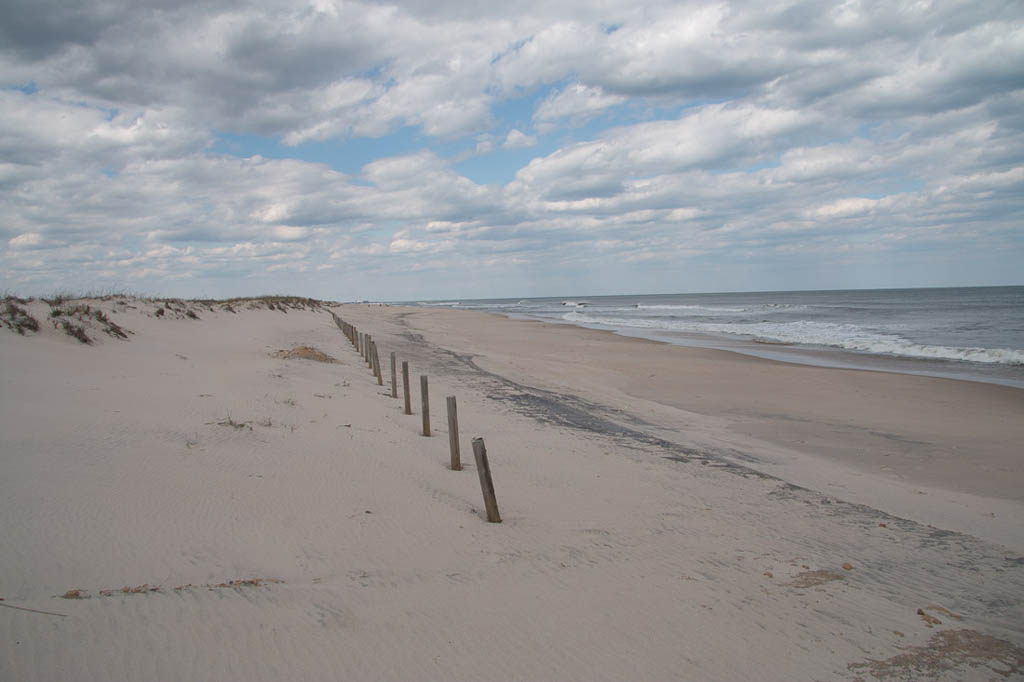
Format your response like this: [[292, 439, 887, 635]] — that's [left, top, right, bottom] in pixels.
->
[[1, 293, 336, 344]]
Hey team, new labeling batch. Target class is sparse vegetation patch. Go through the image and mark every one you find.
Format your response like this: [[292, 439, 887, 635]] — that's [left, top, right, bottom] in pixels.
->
[[273, 346, 337, 363], [1, 298, 40, 335], [60, 319, 92, 344], [786, 569, 845, 588], [849, 629, 1024, 680]]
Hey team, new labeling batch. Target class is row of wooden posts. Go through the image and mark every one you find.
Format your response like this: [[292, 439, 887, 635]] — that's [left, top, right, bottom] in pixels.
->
[[332, 314, 501, 523]]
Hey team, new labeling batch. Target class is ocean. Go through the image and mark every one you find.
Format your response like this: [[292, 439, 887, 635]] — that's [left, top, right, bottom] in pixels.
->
[[412, 286, 1024, 388]]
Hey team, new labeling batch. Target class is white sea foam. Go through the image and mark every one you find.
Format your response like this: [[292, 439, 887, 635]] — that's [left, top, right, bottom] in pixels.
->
[[562, 312, 1024, 365], [635, 304, 748, 312]]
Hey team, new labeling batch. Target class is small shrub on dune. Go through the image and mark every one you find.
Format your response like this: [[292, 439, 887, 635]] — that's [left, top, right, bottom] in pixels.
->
[[61, 319, 92, 344], [1, 298, 40, 335], [92, 309, 130, 339]]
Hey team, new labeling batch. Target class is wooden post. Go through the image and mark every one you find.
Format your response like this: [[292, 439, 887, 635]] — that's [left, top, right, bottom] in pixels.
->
[[420, 375, 430, 436], [365, 334, 373, 367], [471, 438, 501, 523], [390, 352, 397, 398], [402, 361, 411, 415], [374, 344, 383, 385], [446, 396, 461, 470]]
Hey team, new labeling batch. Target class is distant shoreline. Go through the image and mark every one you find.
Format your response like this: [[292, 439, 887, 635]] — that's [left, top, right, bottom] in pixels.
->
[[407, 285, 1024, 390]]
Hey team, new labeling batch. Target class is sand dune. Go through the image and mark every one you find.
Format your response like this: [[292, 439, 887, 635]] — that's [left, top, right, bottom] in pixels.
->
[[1, 298, 1021, 681]]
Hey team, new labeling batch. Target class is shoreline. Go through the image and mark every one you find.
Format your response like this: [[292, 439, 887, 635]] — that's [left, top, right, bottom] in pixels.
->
[[489, 309, 1024, 390], [390, 305, 1024, 547]]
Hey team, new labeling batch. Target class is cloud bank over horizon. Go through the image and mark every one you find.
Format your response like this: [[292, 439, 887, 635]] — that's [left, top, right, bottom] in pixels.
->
[[1, 0, 1022, 300]]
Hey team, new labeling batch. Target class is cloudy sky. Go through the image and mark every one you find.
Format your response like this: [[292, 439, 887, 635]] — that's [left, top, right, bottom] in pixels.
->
[[1, 0, 1022, 300]]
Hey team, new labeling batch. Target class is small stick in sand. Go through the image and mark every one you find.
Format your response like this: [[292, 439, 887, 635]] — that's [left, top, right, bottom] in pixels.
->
[[421, 375, 430, 436], [472, 438, 501, 522], [402, 361, 412, 415], [447, 396, 461, 470], [0, 602, 68, 618], [390, 352, 398, 398]]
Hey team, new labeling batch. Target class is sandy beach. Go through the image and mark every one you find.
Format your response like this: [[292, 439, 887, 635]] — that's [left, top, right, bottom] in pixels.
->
[[2, 297, 1022, 681]]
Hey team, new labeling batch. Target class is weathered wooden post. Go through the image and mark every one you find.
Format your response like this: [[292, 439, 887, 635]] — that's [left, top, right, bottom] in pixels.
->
[[402, 361, 412, 415], [471, 438, 501, 523], [390, 352, 397, 398], [365, 334, 373, 368], [373, 344, 383, 385], [446, 396, 461, 470], [420, 375, 430, 436]]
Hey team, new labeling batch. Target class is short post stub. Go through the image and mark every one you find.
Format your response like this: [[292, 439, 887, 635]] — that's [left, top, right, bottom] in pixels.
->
[[402, 361, 412, 415], [471, 437, 501, 523], [446, 396, 461, 470], [390, 352, 398, 398], [420, 375, 431, 436]]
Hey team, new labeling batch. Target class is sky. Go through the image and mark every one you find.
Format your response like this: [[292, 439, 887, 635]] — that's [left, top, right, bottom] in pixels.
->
[[1, 0, 1022, 301]]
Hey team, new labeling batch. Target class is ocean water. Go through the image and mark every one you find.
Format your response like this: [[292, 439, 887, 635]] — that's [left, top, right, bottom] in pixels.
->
[[413, 287, 1024, 388]]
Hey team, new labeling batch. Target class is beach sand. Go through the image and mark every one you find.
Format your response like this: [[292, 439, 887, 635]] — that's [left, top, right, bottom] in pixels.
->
[[1, 298, 1022, 681]]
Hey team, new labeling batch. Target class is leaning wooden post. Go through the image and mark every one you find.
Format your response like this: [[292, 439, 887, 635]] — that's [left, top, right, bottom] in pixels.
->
[[402, 361, 412, 415], [390, 352, 398, 398], [446, 396, 461, 470], [365, 334, 372, 367], [374, 344, 383, 385], [471, 438, 501, 522], [420, 375, 431, 436]]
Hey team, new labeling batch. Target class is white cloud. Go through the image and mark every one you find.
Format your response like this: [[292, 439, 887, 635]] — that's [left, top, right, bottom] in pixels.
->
[[502, 129, 536, 149], [0, 0, 1021, 298], [7, 233, 46, 249], [533, 83, 625, 130]]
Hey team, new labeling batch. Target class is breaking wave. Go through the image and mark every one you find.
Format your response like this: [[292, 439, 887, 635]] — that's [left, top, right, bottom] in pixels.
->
[[562, 312, 1024, 366]]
